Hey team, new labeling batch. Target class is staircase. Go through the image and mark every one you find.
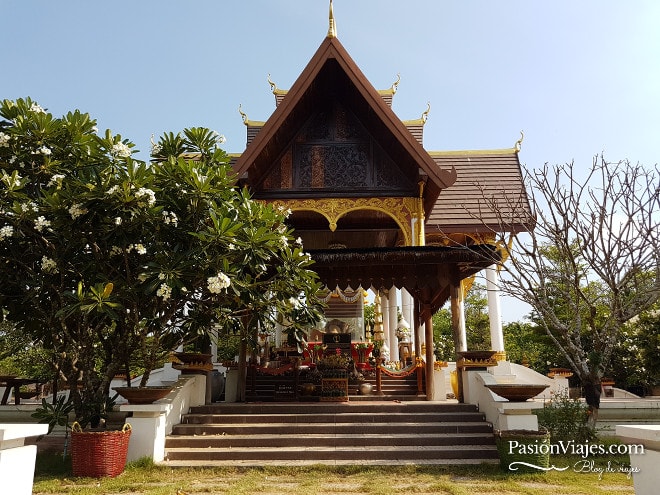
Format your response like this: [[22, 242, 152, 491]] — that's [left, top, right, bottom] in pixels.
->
[[246, 363, 426, 402], [162, 401, 498, 466]]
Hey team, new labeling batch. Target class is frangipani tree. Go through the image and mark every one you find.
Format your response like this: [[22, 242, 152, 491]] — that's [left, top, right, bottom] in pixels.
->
[[0, 98, 322, 424], [474, 157, 659, 420]]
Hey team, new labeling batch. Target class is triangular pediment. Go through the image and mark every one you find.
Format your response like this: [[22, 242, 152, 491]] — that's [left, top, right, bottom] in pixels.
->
[[233, 36, 456, 213]]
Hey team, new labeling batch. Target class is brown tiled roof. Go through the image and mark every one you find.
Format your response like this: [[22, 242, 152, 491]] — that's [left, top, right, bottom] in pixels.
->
[[426, 149, 533, 234]]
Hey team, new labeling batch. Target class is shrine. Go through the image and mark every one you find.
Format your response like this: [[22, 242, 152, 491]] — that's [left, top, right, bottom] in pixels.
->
[[228, 1, 533, 402]]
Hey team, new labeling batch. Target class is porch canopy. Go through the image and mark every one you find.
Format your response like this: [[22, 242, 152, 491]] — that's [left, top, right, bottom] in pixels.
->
[[308, 245, 500, 317]]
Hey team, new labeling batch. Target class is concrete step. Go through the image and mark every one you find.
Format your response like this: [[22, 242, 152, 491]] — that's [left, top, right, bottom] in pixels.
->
[[179, 411, 487, 425], [164, 444, 499, 462], [171, 421, 493, 436], [163, 401, 497, 466], [188, 401, 476, 415], [165, 432, 495, 448]]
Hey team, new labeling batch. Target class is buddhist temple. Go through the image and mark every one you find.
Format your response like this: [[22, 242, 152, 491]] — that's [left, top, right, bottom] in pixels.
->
[[228, 1, 533, 402]]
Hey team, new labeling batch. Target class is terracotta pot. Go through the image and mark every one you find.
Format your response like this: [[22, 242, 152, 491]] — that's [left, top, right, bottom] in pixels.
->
[[113, 386, 173, 405]]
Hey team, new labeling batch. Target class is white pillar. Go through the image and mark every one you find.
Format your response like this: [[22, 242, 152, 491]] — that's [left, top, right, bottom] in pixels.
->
[[401, 289, 417, 345], [485, 265, 505, 352], [380, 292, 390, 357], [388, 287, 399, 362]]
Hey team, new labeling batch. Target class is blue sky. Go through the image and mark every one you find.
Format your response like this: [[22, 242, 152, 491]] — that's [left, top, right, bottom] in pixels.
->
[[3, 1, 660, 322]]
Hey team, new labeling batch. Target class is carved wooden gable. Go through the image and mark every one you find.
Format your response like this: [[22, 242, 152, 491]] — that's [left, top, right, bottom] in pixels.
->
[[259, 99, 417, 197]]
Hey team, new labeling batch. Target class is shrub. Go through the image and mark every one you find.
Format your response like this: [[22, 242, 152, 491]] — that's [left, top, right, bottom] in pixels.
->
[[534, 388, 595, 442]]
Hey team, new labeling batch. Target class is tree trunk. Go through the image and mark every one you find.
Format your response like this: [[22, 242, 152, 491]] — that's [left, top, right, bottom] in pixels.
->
[[583, 379, 601, 427]]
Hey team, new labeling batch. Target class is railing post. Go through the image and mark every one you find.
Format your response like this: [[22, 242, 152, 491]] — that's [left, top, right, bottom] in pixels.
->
[[416, 358, 424, 396], [375, 358, 384, 395]]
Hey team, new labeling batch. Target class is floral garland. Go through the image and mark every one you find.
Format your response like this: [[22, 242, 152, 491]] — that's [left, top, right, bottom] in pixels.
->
[[378, 361, 421, 378], [318, 285, 365, 304]]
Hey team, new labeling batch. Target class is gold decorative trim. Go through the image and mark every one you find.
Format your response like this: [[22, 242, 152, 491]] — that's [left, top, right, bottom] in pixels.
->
[[267, 74, 288, 96], [238, 104, 265, 127], [514, 130, 524, 153], [425, 232, 497, 247], [457, 357, 499, 369], [265, 197, 417, 246], [492, 351, 507, 362], [327, 0, 337, 38], [428, 148, 518, 157], [404, 102, 431, 127], [378, 73, 401, 96]]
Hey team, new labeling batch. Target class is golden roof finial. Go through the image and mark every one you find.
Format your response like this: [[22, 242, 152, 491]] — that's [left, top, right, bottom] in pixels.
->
[[328, 0, 337, 38], [514, 130, 524, 152], [267, 73, 277, 93], [390, 73, 401, 94], [238, 104, 248, 126], [421, 102, 431, 124]]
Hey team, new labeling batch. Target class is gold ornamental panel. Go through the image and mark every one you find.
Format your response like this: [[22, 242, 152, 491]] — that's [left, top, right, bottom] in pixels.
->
[[266, 197, 420, 246]]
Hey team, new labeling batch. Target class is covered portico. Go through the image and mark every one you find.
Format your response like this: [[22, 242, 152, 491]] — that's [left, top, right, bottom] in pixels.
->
[[307, 245, 502, 400], [229, 3, 532, 402]]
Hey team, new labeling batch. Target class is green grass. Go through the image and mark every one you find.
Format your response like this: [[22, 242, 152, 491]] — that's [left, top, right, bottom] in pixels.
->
[[32, 455, 636, 495]]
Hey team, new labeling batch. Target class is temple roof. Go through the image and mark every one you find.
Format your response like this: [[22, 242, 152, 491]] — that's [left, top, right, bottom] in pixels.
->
[[233, 35, 457, 216], [427, 148, 533, 235]]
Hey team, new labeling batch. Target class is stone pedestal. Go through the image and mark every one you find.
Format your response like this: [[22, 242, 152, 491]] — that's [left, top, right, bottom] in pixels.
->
[[617, 425, 660, 495], [224, 368, 238, 403], [432, 368, 447, 401], [496, 402, 543, 431], [0, 423, 48, 495]]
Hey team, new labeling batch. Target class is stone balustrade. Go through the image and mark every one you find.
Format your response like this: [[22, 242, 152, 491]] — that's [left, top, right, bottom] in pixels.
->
[[0, 423, 48, 495]]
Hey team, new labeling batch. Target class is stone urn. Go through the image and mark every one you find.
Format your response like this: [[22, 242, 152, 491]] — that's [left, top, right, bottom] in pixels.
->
[[300, 382, 316, 396], [358, 382, 373, 395]]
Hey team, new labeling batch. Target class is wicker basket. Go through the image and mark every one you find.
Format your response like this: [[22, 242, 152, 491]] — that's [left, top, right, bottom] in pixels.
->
[[494, 427, 550, 473], [71, 422, 131, 478]]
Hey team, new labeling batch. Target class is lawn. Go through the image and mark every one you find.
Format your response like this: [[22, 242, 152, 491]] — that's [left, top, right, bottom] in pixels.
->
[[32, 455, 635, 495]]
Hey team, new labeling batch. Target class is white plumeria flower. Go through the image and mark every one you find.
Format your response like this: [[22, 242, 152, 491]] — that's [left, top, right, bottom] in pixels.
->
[[30, 102, 46, 113], [156, 283, 172, 301], [162, 210, 178, 226], [3, 172, 22, 188], [129, 243, 147, 255], [0, 225, 14, 240], [68, 203, 87, 219], [21, 201, 38, 213], [295, 237, 303, 246], [135, 187, 156, 207], [110, 142, 132, 158], [0, 132, 10, 147], [106, 185, 120, 195], [109, 246, 122, 256], [207, 272, 231, 293], [38, 145, 52, 156], [34, 216, 51, 232], [41, 256, 59, 274], [47, 174, 65, 189], [114, 217, 122, 225]]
